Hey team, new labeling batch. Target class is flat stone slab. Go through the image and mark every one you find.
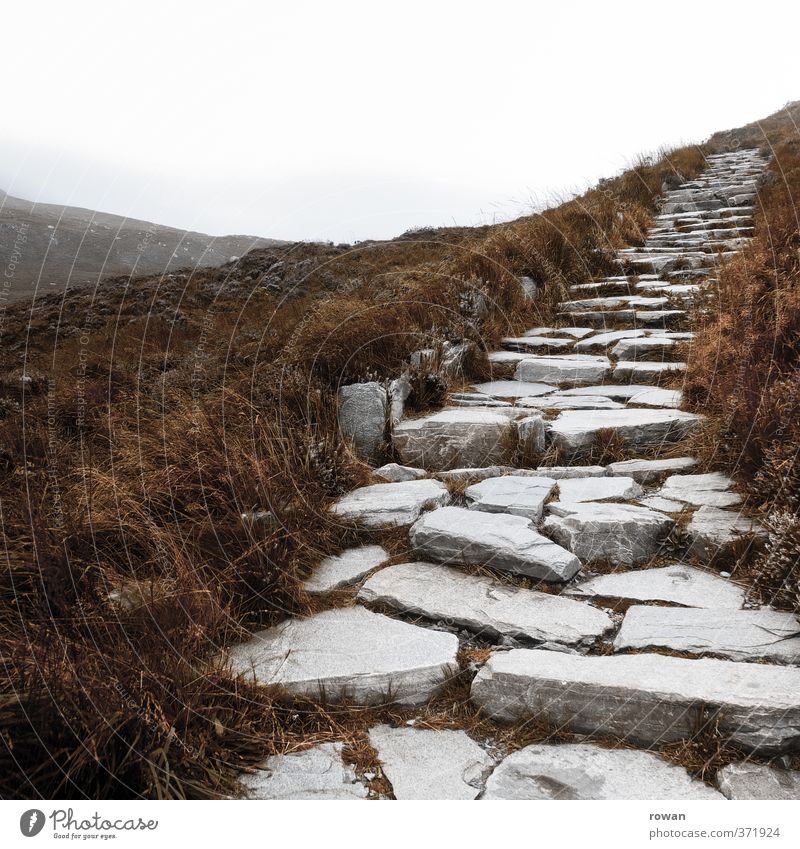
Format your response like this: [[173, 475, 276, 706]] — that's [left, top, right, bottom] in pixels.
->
[[638, 495, 687, 512], [515, 354, 611, 386], [517, 394, 624, 410], [716, 763, 800, 800], [470, 648, 800, 753], [358, 561, 613, 646], [472, 380, 554, 398], [331, 479, 449, 527], [658, 472, 741, 508], [614, 360, 686, 383], [548, 408, 702, 455], [575, 329, 649, 351], [373, 463, 427, 482], [544, 502, 673, 565], [482, 743, 722, 800], [304, 544, 390, 594], [610, 336, 676, 360], [687, 506, 764, 561], [502, 336, 575, 352], [565, 563, 747, 609], [464, 475, 556, 522], [607, 457, 697, 483], [625, 388, 683, 408], [239, 742, 367, 800], [393, 409, 517, 469], [614, 606, 800, 663], [533, 465, 606, 479], [559, 384, 671, 400], [409, 506, 581, 582], [226, 606, 459, 706], [368, 725, 494, 800], [525, 326, 595, 339], [556, 475, 643, 503]]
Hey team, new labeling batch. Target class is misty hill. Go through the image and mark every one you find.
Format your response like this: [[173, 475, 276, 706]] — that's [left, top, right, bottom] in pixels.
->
[[0, 189, 284, 302]]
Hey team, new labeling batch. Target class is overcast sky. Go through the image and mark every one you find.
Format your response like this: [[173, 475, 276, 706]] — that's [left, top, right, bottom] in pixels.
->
[[2, 0, 798, 244]]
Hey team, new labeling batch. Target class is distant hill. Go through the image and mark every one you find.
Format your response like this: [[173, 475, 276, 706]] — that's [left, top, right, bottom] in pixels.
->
[[0, 190, 284, 301]]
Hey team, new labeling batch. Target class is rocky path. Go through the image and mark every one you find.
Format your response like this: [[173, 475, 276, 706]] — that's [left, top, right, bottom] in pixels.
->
[[227, 149, 800, 799]]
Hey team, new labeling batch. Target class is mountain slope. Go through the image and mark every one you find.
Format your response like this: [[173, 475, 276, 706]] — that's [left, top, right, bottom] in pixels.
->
[[0, 189, 284, 301]]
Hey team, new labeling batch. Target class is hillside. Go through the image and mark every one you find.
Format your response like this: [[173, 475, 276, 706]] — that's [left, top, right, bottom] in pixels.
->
[[0, 189, 284, 301], [1, 101, 799, 801]]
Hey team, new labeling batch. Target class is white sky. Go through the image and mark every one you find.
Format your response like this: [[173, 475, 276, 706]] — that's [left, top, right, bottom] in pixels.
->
[[1, 0, 798, 243]]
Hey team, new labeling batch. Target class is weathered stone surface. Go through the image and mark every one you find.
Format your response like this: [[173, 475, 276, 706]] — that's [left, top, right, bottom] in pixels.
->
[[393, 409, 517, 469], [638, 496, 686, 512], [226, 606, 459, 706], [482, 743, 722, 800], [465, 475, 556, 522], [716, 763, 800, 800], [556, 475, 643, 503], [239, 742, 368, 800], [526, 326, 594, 339], [502, 335, 574, 352], [515, 354, 611, 386], [358, 561, 612, 645], [517, 394, 624, 411], [331, 479, 449, 528], [687, 506, 764, 561], [610, 336, 676, 360], [625, 388, 683, 408], [472, 379, 555, 398], [534, 465, 606, 479], [338, 382, 387, 463], [515, 414, 546, 456], [303, 544, 390, 594], [575, 329, 648, 351], [658, 472, 741, 508], [614, 606, 800, 663], [613, 360, 686, 383], [409, 506, 581, 582], [565, 563, 747, 609], [368, 725, 494, 800], [373, 462, 427, 482], [388, 374, 413, 426], [607, 457, 697, 483], [544, 502, 673, 565], [470, 649, 800, 753], [548, 408, 702, 455]]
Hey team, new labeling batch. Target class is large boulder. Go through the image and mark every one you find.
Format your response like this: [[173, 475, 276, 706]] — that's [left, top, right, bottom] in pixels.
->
[[338, 382, 387, 463], [409, 506, 581, 582]]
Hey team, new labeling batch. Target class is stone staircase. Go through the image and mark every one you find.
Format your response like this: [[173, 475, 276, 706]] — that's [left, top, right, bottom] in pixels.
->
[[227, 148, 800, 800]]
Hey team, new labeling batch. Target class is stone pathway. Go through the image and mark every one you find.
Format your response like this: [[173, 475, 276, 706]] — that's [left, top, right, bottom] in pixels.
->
[[229, 148, 800, 799]]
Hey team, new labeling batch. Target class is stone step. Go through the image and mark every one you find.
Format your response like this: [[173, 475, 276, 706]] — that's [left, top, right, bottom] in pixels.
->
[[543, 501, 674, 565], [409, 505, 581, 582], [482, 743, 722, 800], [472, 379, 556, 398], [687, 505, 765, 561], [613, 360, 687, 382], [610, 336, 677, 360], [225, 606, 459, 706], [358, 561, 613, 646], [546, 407, 703, 456], [560, 295, 669, 312], [514, 354, 612, 385], [716, 763, 800, 800], [565, 562, 747, 608], [517, 393, 625, 411], [501, 335, 575, 352], [464, 474, 556, 521], [606, 456, 697, 482], [614, 606, 800, 663], [330, 479, 450, 528], [524, 325, 595, 338], [555, 475, 642, 503], [303, 544, 390, 594], [368, 725, 493, 800], [656, 472, 741, 508], [470, 649, 800, 753]]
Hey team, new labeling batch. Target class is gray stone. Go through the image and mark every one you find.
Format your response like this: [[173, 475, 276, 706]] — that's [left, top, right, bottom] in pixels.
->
[[226, 606, 459, 706], [330, 479, 449, 528], [614, 606, 800, 663], [441, 340, 477, 375], [547, 408, 702, 455], [638, 496, 687, 512], [515, 354, 611, 386], [409, 506, 581, 582], [533, 465, 606, 479], [388, 374, 413, 426], [303, 544, 390, 594], [338, 382, 387, 463], [543, 502, 673, 565], [515, 414, 546, 456], [239, 742, 368, 800], [525, 326, 594, 339], [465, 475, 556, 522], [658, 472, 741, 508], [565, 563, 747, 609], [358, 561, 612, 645], [482, 743, 722, 800], [575, 329, 649, 351], [368, 724, 494, 800], [556, 476, 643, 503], [502, 336, 574, 352], [393, 408, 517, 469], [716, 763, 800, 800], [373, 462, 427, 482], [610, 336, 676, 360], [607, 457, 697, 484], [472, 379, 555, 398], [437, 465, 511, 483], [470, 648, 800, 753], [625, 388, 683, 408], [517, 394, 624, 411], [519, 276, 538, 300], [687, 506, 764, 561]]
